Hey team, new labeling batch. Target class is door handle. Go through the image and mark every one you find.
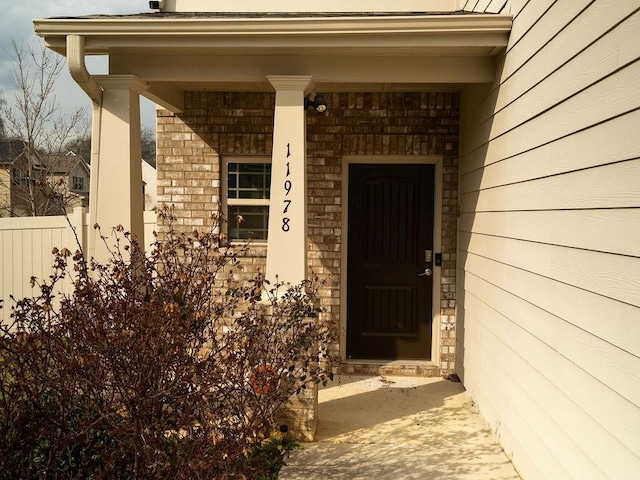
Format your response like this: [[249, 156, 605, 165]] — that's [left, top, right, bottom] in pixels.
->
[[418, 268, 432, 277]]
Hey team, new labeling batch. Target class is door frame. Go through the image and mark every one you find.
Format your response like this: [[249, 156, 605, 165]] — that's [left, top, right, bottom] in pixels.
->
[[340, 155, 443, 365]]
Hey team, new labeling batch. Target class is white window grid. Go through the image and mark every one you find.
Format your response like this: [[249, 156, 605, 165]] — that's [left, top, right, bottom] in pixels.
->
[[221, 156, 271, 242]]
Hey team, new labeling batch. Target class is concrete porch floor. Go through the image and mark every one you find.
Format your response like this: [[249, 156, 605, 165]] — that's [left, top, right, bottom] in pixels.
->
[[279, 375, 521, 480]]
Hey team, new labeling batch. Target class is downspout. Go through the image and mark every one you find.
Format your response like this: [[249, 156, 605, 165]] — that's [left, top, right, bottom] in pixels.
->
[[66, 34, 102, 258]]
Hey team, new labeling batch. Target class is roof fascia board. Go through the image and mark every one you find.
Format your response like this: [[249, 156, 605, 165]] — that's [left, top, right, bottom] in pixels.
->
[[34, 14, 512, 40], [42, 33, 509, 57]]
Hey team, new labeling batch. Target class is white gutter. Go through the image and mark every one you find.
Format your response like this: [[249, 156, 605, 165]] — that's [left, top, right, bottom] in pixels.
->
[[35, 14, 511, 58], [66, 35, 102, 102], [66, 34, 103, 259], [35, 14, 512, 38]]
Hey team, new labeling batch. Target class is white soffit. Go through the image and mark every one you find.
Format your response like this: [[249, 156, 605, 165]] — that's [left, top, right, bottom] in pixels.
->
[[33, 11, 511, 100], [34, 14, 512, 56]]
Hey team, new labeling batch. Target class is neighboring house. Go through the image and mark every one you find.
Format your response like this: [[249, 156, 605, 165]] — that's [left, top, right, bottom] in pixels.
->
[[1, 141, 146, 216], [42, 151, 91, 209], [0, 139, 23, 217], [0, 141, 58, 216], [33, 1, 640, 478], [0, 169, 9, 216], [0, 141, 90, 216], [0, 140, 89, 217]]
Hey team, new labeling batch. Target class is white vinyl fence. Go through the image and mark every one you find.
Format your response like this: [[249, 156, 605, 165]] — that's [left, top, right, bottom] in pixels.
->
[[0, 208, 157, 322]]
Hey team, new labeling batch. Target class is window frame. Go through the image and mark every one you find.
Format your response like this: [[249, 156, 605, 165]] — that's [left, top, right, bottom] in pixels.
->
[[12, 168, 38, 186], [12, 168, 28, 186], [221, 155, 271, 243], [72, 175, 84, 192]]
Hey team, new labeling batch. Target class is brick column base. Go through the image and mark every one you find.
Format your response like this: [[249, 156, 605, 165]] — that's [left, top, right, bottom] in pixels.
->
[[276, 384, 318, 441]]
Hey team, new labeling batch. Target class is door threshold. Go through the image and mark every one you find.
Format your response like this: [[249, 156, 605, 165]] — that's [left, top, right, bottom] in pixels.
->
[[342, 359, 441, 377]]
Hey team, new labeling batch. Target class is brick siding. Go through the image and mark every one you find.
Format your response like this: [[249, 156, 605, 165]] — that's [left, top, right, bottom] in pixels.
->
[[157, 91, 459, 372]]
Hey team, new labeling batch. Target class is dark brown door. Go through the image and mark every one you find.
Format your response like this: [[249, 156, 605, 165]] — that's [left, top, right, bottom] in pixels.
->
[[347, 163, 434, 360]]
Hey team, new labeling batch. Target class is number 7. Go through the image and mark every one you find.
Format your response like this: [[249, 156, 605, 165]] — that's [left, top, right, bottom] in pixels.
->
[[283, 199, 291, 213]]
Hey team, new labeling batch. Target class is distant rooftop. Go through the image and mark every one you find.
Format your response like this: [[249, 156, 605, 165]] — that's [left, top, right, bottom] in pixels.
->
[[41, 152, 88, 175]]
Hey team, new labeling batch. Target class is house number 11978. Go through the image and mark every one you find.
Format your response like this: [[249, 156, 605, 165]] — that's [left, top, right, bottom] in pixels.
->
[[282, 144, 292, 232]]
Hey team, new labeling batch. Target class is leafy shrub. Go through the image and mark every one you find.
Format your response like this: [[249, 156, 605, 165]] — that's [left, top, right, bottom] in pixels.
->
[[0, 207, 336, 479]]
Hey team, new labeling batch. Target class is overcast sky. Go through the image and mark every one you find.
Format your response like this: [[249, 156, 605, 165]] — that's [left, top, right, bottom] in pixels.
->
[[0, 1, 157, 131]]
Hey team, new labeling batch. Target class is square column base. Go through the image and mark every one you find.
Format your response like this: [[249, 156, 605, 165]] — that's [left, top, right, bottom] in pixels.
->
[[276, 383, 318, 441]]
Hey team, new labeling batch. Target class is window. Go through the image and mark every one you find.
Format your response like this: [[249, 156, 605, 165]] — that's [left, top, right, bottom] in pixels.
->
[[12, 169, 28, 186], [222, 157, 271, 241], [12, 168, 36, 186], [72, 176, 84, 191]]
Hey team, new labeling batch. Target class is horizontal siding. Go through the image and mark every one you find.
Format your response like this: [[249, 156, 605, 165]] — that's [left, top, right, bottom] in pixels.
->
[[462, 251, 640, 360], [460, 109, 640, 192], [464, 7, 640, 160], [474, 0, 492, 12], [464, 288, 640, 479], [460, 256, 640, 414], [504, 0, 554, 47], [463, 59, 640, 173], [459, 209, 640, 257], [463, 312, 551, 479], [460, 231, 640, 307], [462, 0, 640, 161], [458, 0, 640, 479], [461, 0, 510, 14], [461, 159, 640, 212]]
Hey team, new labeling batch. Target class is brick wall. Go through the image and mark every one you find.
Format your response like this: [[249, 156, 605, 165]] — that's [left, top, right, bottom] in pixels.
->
[[157, 91, 459, 372]]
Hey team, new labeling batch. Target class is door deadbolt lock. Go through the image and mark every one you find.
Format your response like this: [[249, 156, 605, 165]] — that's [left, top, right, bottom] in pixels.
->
[[418, 268, 433, 277]]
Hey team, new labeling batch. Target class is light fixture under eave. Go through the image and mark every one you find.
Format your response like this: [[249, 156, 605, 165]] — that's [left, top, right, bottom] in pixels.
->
[[304, 95, 328, 113]]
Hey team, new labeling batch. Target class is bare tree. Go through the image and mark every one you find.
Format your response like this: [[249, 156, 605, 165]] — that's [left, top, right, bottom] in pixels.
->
[[0, 96, 6, 140], [63, 134, 91, 161], [0, 40, 89, 216], [64, 129, 154, 167], [141, 127, 156, 167]]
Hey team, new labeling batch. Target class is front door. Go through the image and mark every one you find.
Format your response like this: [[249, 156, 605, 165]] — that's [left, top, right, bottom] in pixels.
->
[[347, 163, 434, 360]]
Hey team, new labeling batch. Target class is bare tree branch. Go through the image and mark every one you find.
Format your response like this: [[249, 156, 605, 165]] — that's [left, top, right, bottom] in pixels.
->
[[0, 40, 90, 217]]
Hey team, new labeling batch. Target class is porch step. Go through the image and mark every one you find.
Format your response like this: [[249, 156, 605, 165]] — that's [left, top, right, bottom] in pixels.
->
[[341, 360, 441, 377]]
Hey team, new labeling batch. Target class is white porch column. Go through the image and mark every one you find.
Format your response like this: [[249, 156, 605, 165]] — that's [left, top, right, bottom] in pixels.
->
[[89, 75, 147, 262], [265, 75, 313, 289]]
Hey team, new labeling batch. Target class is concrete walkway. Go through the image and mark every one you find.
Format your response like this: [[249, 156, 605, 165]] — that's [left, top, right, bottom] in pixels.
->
[[279, 375, 521, 480]]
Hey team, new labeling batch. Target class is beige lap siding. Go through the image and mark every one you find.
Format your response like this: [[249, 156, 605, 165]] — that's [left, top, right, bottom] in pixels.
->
[[156, 91, 460, 371]]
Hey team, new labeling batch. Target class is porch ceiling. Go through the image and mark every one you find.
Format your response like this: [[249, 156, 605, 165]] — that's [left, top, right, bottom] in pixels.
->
[[34, 13, 511, 110]]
